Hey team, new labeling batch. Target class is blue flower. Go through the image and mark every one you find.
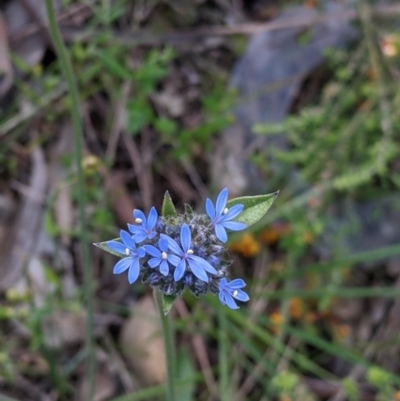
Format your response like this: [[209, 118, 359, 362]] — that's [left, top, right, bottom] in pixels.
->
[[218, 278, 249, 309], [162, 224, 217, 282], [144, 238, 181, 276], [206, 188, 247, 243], [128, 207, 158, 243], [106, 230, 146, 284]]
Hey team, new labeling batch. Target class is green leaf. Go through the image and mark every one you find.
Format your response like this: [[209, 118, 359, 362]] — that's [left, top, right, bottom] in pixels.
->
[[96, 50, 131, 79], [226, 191, 279, 228], [93, 238, 124, 257], [162, 191, 177, 218], [162, 294, 177, 315], [155, 117, 178, 137], [126, 98, 154, 136]]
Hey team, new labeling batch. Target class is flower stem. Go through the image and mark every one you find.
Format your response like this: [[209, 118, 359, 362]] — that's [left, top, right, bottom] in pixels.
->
[[153, 290, 177, 401], [218, 305, 230, 401], [44, 1, 94, 399]]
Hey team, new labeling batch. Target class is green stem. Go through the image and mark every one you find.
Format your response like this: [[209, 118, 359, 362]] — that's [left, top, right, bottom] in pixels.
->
[[218, 305, 230, 401], [44, 2, 94, 400], [153, 290, 176, 401]]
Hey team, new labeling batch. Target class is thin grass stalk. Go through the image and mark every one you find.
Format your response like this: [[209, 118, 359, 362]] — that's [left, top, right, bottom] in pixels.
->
[[153, 290, 176, 401], [44, 1, 94, 399]]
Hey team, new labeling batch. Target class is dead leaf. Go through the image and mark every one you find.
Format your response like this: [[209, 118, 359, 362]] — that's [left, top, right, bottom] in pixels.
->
[[152, 89, 185, 117], [120, 295, 166, 385], [41, 310, 87, 349], [4, 0, 47, 66], [77, 349, 117, 401]]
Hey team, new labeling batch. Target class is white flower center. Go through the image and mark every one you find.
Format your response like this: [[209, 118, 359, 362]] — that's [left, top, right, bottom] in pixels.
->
[[223, 207, 229, 215], [232, 290, 238, 297], [187, 249, 194, 255], [135, 218, 143, 224], [125, 248, 130, 255], [161, 252, 168, 260]]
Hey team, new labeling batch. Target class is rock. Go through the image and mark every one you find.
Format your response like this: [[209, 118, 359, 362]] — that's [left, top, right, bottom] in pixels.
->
[[119, 295, 166, 385]]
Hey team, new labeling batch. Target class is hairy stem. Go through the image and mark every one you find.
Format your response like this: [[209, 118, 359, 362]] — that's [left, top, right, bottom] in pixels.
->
[[153, 290, 177, 401]]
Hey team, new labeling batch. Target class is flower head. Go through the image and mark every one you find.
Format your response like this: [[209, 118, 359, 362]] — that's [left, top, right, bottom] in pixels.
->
[[144, 238, 181, 276], [206, 188, 247, 242], [218, 278, 249, 309], [162, 224, 217, 282], [106, 230, 146, 284], [128, 207, 158, 243]]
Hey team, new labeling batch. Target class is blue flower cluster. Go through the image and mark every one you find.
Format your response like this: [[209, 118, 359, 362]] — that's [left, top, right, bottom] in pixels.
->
[[105, 188, 250, 309]]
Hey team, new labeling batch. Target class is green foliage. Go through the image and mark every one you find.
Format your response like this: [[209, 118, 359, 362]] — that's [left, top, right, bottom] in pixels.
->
[[271, 370, 299, 397], [367, 367, 396, 401], [254, 42, 399, 195], [342, 378, 360, 401]]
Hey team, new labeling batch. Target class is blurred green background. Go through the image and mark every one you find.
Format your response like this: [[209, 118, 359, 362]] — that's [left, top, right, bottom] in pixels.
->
[[1, 1, 400, 400]]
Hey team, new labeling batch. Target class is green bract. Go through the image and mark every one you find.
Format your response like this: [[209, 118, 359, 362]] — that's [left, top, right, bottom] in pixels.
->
[[162, 190, 177, 218], [226, 191, 279, 228], [93, 238, 122, 257]]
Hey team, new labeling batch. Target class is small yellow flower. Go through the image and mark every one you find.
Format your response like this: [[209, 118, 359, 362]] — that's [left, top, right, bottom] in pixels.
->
[[229, 233, 260, 257], [270, 311, 284, 333], [333, 324, 350, 341], [82, 155, 101, 176], [289, 297, 304, 320], [302, 231, 314, 244], [259, 223, 291, 245]]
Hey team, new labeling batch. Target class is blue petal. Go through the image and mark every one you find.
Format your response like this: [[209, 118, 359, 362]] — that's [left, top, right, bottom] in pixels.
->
[[227, 278, 246, 289], [137, 247, 146, 258], [180, 224, 191, 252], [219, 291, 226, 305], [234, 289, 250, 302], [128, 259, 140, 284], [168, 254, 181, 266], [162, 234, 183, 256], [187, 259, 209, 283], [113, 257, 131, 274], [106, 241, 127, 255], [133, 209, 146, 223], [120, 230, 135, 249], [159, 260, 169, 276], [158, 237, 169, 252], [147, 207, 158, 229], [174, 260, 186, 281], [219, 278, 228, 289], [127, 223, 142, 234], [132, 232, 148, 243], [215, 224, 228, 243], [221, 221, 247, 231], [148, 258, 161, 268], [147, 231, 157, 240], [216, 188, 228, 216], [143, 245, 161, 258], [223, 292, 239, 309], [223, 204, 244, 220], [205, 198, 216, 220], [189, 255, 217, 275]]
